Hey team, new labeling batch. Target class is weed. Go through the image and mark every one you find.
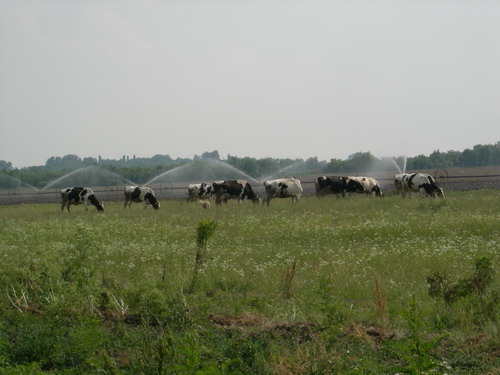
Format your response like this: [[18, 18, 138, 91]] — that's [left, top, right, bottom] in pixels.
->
[[385, 295, 447, 374], [315, 277, 347, 328], [279, 259, 297, 299], [427, 257, 498, 323], [188, 220, 217, 294], [136, 323, 176, 375], [374, 276, 388, 327]]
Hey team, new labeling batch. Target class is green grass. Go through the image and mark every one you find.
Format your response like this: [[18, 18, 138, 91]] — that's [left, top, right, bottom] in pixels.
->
[[0, 191, 498, 374]]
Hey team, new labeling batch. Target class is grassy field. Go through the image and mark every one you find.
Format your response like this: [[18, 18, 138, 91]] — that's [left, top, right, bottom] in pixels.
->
[[0, 191, 499, 374]]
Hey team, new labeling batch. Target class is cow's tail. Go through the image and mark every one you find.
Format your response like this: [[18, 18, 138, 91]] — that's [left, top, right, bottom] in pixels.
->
[[60, 191, 68, 211]]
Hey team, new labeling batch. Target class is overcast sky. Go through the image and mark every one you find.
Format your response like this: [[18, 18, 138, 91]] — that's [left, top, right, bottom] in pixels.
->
[[1, 0, 499, 168]]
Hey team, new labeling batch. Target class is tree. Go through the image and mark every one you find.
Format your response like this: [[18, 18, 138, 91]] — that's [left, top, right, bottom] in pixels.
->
[[305, 157, 320, 170], [408, 155, 430, 170], [324, 158, 344, 173], [201, 150, 220, 160], [462, 149, 477, 167], [45, 154, 83, 170], [474, 144, 492, 166], [0, 160, 12, 171], [429, 150, 445, 168], [82, 157, 97, 166], [346, 152, 376, 172], [237, 157, 258, 177]]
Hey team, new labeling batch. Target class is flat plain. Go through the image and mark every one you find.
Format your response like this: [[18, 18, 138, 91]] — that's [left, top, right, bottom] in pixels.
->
[[0, 191, 498, 374]]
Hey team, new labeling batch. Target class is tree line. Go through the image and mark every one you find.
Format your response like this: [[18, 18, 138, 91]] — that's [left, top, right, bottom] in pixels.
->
[[0, 142, 499, 189], [325, 142, 500, 173]]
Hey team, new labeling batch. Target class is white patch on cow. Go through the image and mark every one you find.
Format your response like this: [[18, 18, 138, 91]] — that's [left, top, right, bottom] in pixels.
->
[[402, 173, 444, 198], [124, 186, 160, 209], [61, 187, 104, 213], [263, 178, 303, 206], [187, 183, 215, 201], [213, 180, 259, 205], [394, 173, 410, 196], [346, 176, 383, 197]]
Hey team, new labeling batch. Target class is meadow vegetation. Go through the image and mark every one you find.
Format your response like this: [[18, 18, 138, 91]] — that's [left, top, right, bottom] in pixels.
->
[[0, 191, 498, 374]]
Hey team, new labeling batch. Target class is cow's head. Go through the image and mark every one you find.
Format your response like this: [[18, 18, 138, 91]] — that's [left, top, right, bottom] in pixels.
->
[[372, 185, 384, 198], [88, 194, 104, 212], [346, 178, 364, 193], [435, 188, 445, 199], [144, 192, 160, 209]]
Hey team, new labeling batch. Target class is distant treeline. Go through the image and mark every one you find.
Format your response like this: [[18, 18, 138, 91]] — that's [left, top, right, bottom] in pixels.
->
[[0, 142, 499, 189], [326, 142, 500, 173]]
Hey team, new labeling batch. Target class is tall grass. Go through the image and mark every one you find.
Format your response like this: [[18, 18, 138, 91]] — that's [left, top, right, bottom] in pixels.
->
[[0, 191, 498, 373]]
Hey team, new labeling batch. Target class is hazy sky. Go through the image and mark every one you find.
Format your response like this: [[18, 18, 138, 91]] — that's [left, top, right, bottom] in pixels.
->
[[1, 0, 499, 168]]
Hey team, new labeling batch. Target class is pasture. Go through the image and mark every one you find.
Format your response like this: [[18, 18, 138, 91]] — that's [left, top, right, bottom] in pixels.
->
[[0, 191, 498, 374]]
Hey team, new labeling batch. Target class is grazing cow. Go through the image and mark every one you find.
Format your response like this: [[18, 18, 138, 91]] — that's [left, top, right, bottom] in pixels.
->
[[314, 176, 347, 197], [394, 173, 411, 195], [344, 177, 366, 195], [402, 173, 444, 198], [186, 183, 216, 202], [124, 186, 160, 210], [345, 177, 383, 197], [212, 180, 259, 205], [361, 177, 383, 197], [263, 178, 303, 206], [61, 187, 104, 213]]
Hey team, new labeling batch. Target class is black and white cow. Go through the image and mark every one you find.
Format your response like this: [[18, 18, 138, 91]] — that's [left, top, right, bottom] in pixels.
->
[[186, 183, 216, 202], [61, 187, 104, 213], [402, 173, 444, 198], [124, 186, 160, 210], [394, 173, 410, 195], [263, 178, 303, 206], [314, 176, 347, 197], [212, 180, 259, 205], [345, 177, 383, 197]]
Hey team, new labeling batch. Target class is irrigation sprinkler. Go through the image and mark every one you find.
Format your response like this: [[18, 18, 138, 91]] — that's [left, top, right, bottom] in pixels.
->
[[434, 168, 449, 184]]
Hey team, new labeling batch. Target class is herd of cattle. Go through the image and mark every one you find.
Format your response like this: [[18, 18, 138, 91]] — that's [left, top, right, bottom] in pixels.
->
[[59, 172, 444, 212]]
